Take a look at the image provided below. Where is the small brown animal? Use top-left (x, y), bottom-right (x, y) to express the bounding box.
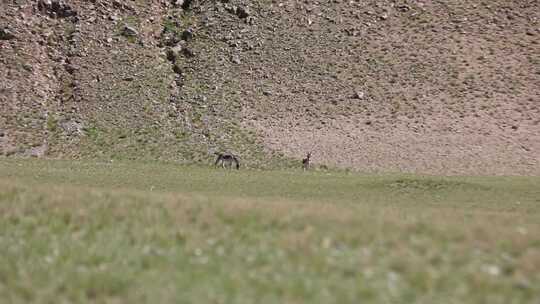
top-left (302, 152), bottom-right (311, 171)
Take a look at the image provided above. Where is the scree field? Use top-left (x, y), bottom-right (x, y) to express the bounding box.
top-left (0, 158), bottom-right (539, 303)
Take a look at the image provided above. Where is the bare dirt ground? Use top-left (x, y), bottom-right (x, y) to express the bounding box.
top-left (252, 117), bottom-right (539, 175)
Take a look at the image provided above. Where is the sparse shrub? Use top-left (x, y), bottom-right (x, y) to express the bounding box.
top-left (46, 116), bottom-right (58, 132)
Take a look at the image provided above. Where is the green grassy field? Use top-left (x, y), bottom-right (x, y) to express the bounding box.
top-left (0, 158), bottom-right (539, 303)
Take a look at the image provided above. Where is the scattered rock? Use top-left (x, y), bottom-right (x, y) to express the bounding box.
top-left (182, 28), bottom-right (194, 41)
top-left (121, 25), bottom-right (139, 37)
top-left (228, 40), bottom-right (240, 48)
top-left (60, 121), bottom-right (83, 135)
top-left (161, 32), bottom-right (181, 47)
top-left (112, 0), bottom-right (134, 11)
top-left (231, 55), bottom-right (241, 64)
top-left (22, 64), bottom-right (33, 72)
top-left (3, 146), bottom-right (18, 157)
top-left (28, 143), bottom-right (48, 158)
top-left (109, 15), bottom-right (121, 22)
top-left (396, 5), bottom-right (411, 12)
top-left (514, 279), bottom-right (532, 290)
top-left (171, 0), bottom-right (184, 7)
top-left (65, 64), bottom-right (79, 74)
top-left (245, 42), bottom-right (255, 50)
top-left (246, 16), bottom-right (256, 25)
top-left (167, 45), bottom-right (185, 62)
top-left (353, 91), bottom-right (365, 99)
top-left (482, 264), bottom-right (501, 277)
top-left (166, 49), bottom-right (177, 62)
top-left (225, 4), bottom-right (251, 19)
top-left (182, 47), bottom-right (195, 58)
top-left (379, 13), bottom-right (388, 20)
top-left (0, 27), bottom-right (16, 40)
top-left (174, 74), bottom-right (184, 87)
top-left (172, 64), bottom-right (182, 74)
top-left (224, 4), bottom-right (236, 14)
top-left (181, 0), bottom-right (193, 10)
top-left (37, 0), bottom-right (77, 19)
top-left (344, 28), bottom-right (359, 37)
top-left (123, 76), bottom-right (135, 81)
top-left (236, 6), bottom-right (250, 19)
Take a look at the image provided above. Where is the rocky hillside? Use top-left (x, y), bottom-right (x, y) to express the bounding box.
top-left (1, 0), bottom-right (539, 175)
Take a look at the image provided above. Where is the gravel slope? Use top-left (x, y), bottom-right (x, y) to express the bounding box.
top-left (1, 0), bottom-right (538, 174)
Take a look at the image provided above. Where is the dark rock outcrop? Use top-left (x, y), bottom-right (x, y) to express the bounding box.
top-left (0, 27), bottom-right (16, 40)
top-left (37, 0), bottom-right (77, 19)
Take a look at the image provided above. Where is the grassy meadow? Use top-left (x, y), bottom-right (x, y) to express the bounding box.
top-left (0, 158), bottom-right (539, 303)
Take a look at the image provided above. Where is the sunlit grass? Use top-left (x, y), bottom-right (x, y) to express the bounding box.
top-left (0, 158), bottom-right (539, 303)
